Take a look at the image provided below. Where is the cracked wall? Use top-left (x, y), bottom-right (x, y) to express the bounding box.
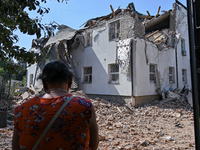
top-left (120, 14), bottom-right (145, 40)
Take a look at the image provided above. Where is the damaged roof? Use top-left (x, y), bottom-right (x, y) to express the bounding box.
top-left (45, 25), bottom-right (77, 47)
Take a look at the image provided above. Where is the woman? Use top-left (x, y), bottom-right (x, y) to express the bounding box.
top-left (12, 61), bottom-right (99, 150)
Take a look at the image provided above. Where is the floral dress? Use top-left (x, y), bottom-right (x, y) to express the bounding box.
top-left (14, 94), bottom-right (92, 150)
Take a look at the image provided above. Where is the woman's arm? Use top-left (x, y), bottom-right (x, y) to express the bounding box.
top-left (12, 128), bottom-right (20, 150)
top-left (89, 106), bottom-right (99, 150)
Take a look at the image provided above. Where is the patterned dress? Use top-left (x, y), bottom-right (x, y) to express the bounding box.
top-left (14, 94), bottom-right (92, 150)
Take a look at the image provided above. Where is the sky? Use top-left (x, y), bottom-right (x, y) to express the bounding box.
top-left (16, 0), bottom-right (187, 51)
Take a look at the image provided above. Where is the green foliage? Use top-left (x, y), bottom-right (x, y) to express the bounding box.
top-left (0, 67), bottom-right (5, 74)
top-left (22, 76), bottom-right (27, 86)
top-left (0, 0), bottom-right (69, 74)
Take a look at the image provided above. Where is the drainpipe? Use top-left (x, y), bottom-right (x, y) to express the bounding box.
top-left (130, 39), bottom-right (135, 106)
top-left (175, 47), bottom-right (179, 89)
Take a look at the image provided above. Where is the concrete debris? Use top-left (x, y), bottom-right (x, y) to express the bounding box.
top-left (1, 90), bottom-right (195, 149)
top-left (156, 85), bottom-right (192, 108)
top-left (145, 29), bottom-right (173, 51)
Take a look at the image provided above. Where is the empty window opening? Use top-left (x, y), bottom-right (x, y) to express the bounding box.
top-left (83, 67), bottom-right (92, 83)
top-left (149, 64), bottom-right (156, 82)
top-left (169, 67), bottom-right (175, 84)
top-left (182, 69), bottom-right (187, 84)
top-left (109, 20), bottom-right (120, 40)
top-left (109, 64), bottom-right (119, 83)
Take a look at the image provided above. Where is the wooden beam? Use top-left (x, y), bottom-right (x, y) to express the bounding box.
top-left (92, 20), bottom-right (96, 26)
top-left (156, 6), bottom-right (161, 17)
top-left (88, 21), bottom-right (92, 28)
top-left (110, 5), bottom-right (115, 18)
top-left (147, 30), bottom-right (159, 38)
top-left (147, 11), bottom-right (151, 16)
top-left (138, 15), bottom-right (154, 19)
top-left (153, 33), bottom-right (163, 41)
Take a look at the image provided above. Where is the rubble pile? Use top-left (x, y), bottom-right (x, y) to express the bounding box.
top-left (0, 90), bottom-right (195, 150)
top-left (92, 97), bottom-right (194, 149)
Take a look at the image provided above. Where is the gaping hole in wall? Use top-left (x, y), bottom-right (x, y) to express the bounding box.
top-left (145, 14), bottom-right (170, 33)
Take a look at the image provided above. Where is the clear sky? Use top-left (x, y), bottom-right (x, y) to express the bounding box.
top-left (16, 0), bottom-right (187, 51)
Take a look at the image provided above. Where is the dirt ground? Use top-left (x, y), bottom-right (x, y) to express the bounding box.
top-left (0, 91), bottom-right (195, 150)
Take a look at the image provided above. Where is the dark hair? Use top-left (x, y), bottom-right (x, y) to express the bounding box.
top-left (38, 61), bottom-right (73, 85)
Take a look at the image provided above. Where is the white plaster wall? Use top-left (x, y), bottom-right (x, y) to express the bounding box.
top-left (175, 5), bottom-right (192, 90)
top-left (134, 38), bottom-right (177, 97)
top-left (27, 63), bottom-right (37, 87)
top-left (71, 22), bottom-right (132, 96)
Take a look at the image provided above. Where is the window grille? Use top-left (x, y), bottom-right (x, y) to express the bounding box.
top-left (182, 69), bottom-right (187, 84)
top-left (149, 64), bottom-right (156, 82)
top-left (109, 64), bottom-right (119, 83)
top-left (169, 67), bottom-right (175, 83)
top-left (109, 20), bottom-right (120, 40)
top-left (83, 67), bottom-right (92, 83)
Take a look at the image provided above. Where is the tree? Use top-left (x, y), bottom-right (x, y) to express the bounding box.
top-left (0, 67), bottom-right (5, 74)
top-left (0, 0), bottom-right (68, 73)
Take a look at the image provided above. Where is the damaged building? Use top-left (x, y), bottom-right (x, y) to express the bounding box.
top-left (27, 2), bottom-right (191, 107)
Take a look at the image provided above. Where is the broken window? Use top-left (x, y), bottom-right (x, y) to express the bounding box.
top-left (83, 67), bottom-right (92, 83)
top-left (169, 67), bottom-right (175, 84)
top-left (182, 69), bottom-right (187, 84)
top-left (109, 20), bottom-right (120, 40)
top-left (85, 32), bottom-right (92, 47)
top-left (109, 64), bottom-right (119, 83)
top-left (181, 38), bottom-right (187, 56)
top-left (29, 74), bottom-right (33, 86)
top-left (149, 64), bottom-right (156, 82)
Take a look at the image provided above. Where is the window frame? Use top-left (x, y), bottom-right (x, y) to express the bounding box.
top-left (149, 64), bottom-right (156, 83)
top-left (109, 20), bottom-right (120, 41)
top-left (108, 64), bottom-right (119, 84)
top-left (83, 67), bottom-right (92, 83)
top-left (181, 38), bottom-right (187, 56)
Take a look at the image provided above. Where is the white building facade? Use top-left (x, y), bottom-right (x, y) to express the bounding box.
top-left (27, 2), bottom-right (191, 107)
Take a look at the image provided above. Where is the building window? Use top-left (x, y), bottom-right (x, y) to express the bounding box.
top-left (149, 64), bottom-right (156, 82)
top-left (181, 38), bottom-right (187, 56)
top-left (85, 32), bottom-right (92, 47)
top-left (109, 64), bottom-right (119, 83)
top-left (29, 74), bottom-right (33, 86)
top-left (169, 67), bottom-right (175, 84)
top-left (83, 67), bottom-right (92, 83)
top-left (109, 20), bottom-right (120, 40)
top-left (182, 69), bottom-right (187, 84)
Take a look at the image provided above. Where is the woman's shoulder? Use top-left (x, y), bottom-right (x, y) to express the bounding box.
top-left (67, 95), bottom-right (92, 108)
top-left (14, 96), bottom-right (39, 112)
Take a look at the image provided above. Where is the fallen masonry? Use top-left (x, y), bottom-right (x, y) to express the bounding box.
top-left (0, 90), bottom-right (195, 150)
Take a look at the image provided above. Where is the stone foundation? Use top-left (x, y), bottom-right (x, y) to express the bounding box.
top-left (134, 95), bottom-right (161, 107)
top-left (86, 94), bottom-right (161, 107)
